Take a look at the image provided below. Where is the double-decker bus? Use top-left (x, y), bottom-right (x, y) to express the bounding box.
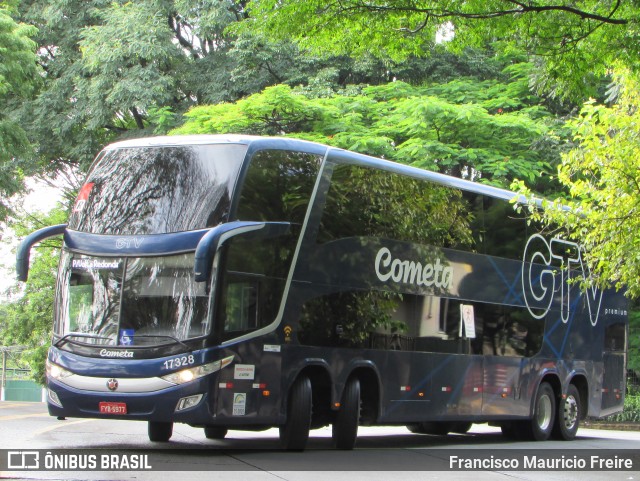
top-left (17, 135), bottom-right (627, 450)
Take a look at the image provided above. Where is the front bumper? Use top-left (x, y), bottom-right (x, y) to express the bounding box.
top-left (46, 376), bottom-right (215, 424)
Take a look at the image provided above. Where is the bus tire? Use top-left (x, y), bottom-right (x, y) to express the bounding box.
top-left (148, 421), bottom-right (173, 442)
top-left (552, 384), bottom-right (580, 440)
top-left (204, 426), bottom-right (228, 439)
top-left (332, 377), bottom-right (361, 450)
top-left (525, 382), bottom-right (556, 441)
top-left (279, 375), bottom-right (312, 451)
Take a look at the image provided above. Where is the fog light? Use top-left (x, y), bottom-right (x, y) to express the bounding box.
top-left (176, 394), bottom-right (203, 412)
top-left (48, 389), bottom-right (63, 407)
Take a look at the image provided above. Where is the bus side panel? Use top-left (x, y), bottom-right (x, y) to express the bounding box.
top-left (482, 356), bottom-right (528, 417)
top-left (599, 352), bottom-right (625, 417)
top-left (212, 339), bottom-right (283, 425)
top-left (427, 354), bottom-right (483, 419)
top-left (375, 352), bottom-right (483, 423)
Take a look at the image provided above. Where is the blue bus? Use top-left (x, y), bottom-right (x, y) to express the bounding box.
top-left (17, 135), bottom-right (627, 450)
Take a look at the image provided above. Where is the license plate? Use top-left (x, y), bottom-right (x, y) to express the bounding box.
top-left (99, 402), bottom-right (127, 414)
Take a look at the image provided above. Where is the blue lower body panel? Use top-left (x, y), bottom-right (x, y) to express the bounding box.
top-left (46, 377), bottom-right (215, 425)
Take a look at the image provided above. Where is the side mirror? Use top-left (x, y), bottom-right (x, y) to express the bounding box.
top-left (194, 221), bottom-right (291, 282)
top-left (16, 224), bottom-right (67, 282)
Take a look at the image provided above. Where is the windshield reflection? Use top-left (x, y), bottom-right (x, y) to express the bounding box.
top-left (68, 144), bottom-right (246, 234)
top-left (55, 251), bottom-right (208, 347)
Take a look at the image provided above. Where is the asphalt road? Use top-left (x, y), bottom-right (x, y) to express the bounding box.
top-left (1, 401), bottom-right (639, 480)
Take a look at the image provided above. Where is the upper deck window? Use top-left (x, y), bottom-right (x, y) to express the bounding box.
top-left (68, 144), bottom-right (247, 235)
top-left (216, 149), bottom-right (323, 341)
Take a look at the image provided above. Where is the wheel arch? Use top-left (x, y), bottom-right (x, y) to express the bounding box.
top-left (341, 363), bottom-right (382, 425)
top-left (568, 374), bottom-right (589, 421)
top-left (284, 360), bottom-right (333, 428)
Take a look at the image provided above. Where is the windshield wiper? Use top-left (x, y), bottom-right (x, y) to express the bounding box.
top-left (54, 333), bottom-right (112, 348)
top-left (130, 334), bottom-right (190, 350)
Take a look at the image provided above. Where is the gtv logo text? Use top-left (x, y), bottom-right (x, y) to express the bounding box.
top-left (522, 234), bottom-right (603, 326)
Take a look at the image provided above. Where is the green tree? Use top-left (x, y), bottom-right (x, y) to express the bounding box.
top-left (2, 206), bottom-right (66, 384)
top-left (0, 1), bottom-right (39, 219)
top-left (514, 67), bottom-right (640, 297)
top-left (14, 1), bottom-right (513, 187)
top-left (244, 0), bottom-right (638, 100)
top-left (173, 70), bottom-right (566, 191)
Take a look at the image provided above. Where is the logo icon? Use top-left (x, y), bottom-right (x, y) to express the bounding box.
top-left (107, 378), bottom-right (119, 391)
top-left (7, 451), bottom-right (39, 469)
top-left (522, 234), bottom-right (603, 325)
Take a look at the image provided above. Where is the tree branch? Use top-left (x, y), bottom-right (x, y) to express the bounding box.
top-left (168, 15), bottom-right (200, 59)
top-left (336, 0), bottom-right (627, 26)
top-left (130, 107), bottom-right (145, 130)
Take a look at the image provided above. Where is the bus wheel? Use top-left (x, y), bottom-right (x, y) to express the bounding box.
top-left (332, 377), bottom-right (361, 450)
top-left (552, 384), bottom-right (580, 440)
top-left (526, 382), bottom-right (556, 441)
top-left (204, 426), bottom-right (228, 439)
top-left (280, 375), bottom-right (312, 451)
top-left (148, 421), bottom-right (173, 442)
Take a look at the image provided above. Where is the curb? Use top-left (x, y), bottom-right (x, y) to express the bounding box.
top-left (583, 422), bottom-right (640, 431)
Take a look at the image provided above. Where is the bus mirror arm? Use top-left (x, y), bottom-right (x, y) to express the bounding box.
top-left (16, 224), bottom-right (67, 282)
top-left (194, 221), bottom-right (291, 282)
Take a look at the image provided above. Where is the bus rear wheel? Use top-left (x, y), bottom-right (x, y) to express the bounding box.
top-left (332, 377), bottom-right (361, 450)
top-left (148, 421), bottom-right (173, 442)
top-left (524, 382), bottom-right (556, 441)
top-left (552, 384), bottom-right (580, 440)
top-left (280, 375), bottom-right (312, 451)
top-left (204, 426), bottom-right (228, 439)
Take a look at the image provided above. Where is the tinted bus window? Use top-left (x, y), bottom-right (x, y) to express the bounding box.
top-left (298, 163), bottom-right (475, 348)
top-left (234, 149), bottom-right (322, 225)
top-left (297, 163), bottom-right (544, 356)
top-left (68, 144), bottom-right (246, 234)
top-left (218, 149), bottom-right (322, 341)
top-left (478, 197), bottom-right (530, 259)
top-left (316, 164), bottom-right (474, 247)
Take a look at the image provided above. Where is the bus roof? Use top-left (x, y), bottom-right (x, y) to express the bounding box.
top-left (103, 134), bottom-right (528, 206)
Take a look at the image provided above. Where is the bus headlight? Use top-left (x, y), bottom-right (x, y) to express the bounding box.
top-left (46, 359), bottom-right (73, 381)
top-left (161, 355), bottom-right (234, 385)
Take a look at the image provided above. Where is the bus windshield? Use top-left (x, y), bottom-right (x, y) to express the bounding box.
top-left (68, 143), bottom-right (247, 235)
top-left (54, 251), bottom-right (208, 347)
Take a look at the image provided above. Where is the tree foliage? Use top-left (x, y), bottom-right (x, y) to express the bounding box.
top-left (174, 67), bottom-right (566, 191)
top-left (243, 0), bottom-right (638, 100)
top-left (2, 206), bottom-right (66, 384)
top-left (515, 68), bottom-right (640, 297)
top-left (12, 0), bottom-right (517, 197)
top-left (0, 1), bottom-right (39, 218)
